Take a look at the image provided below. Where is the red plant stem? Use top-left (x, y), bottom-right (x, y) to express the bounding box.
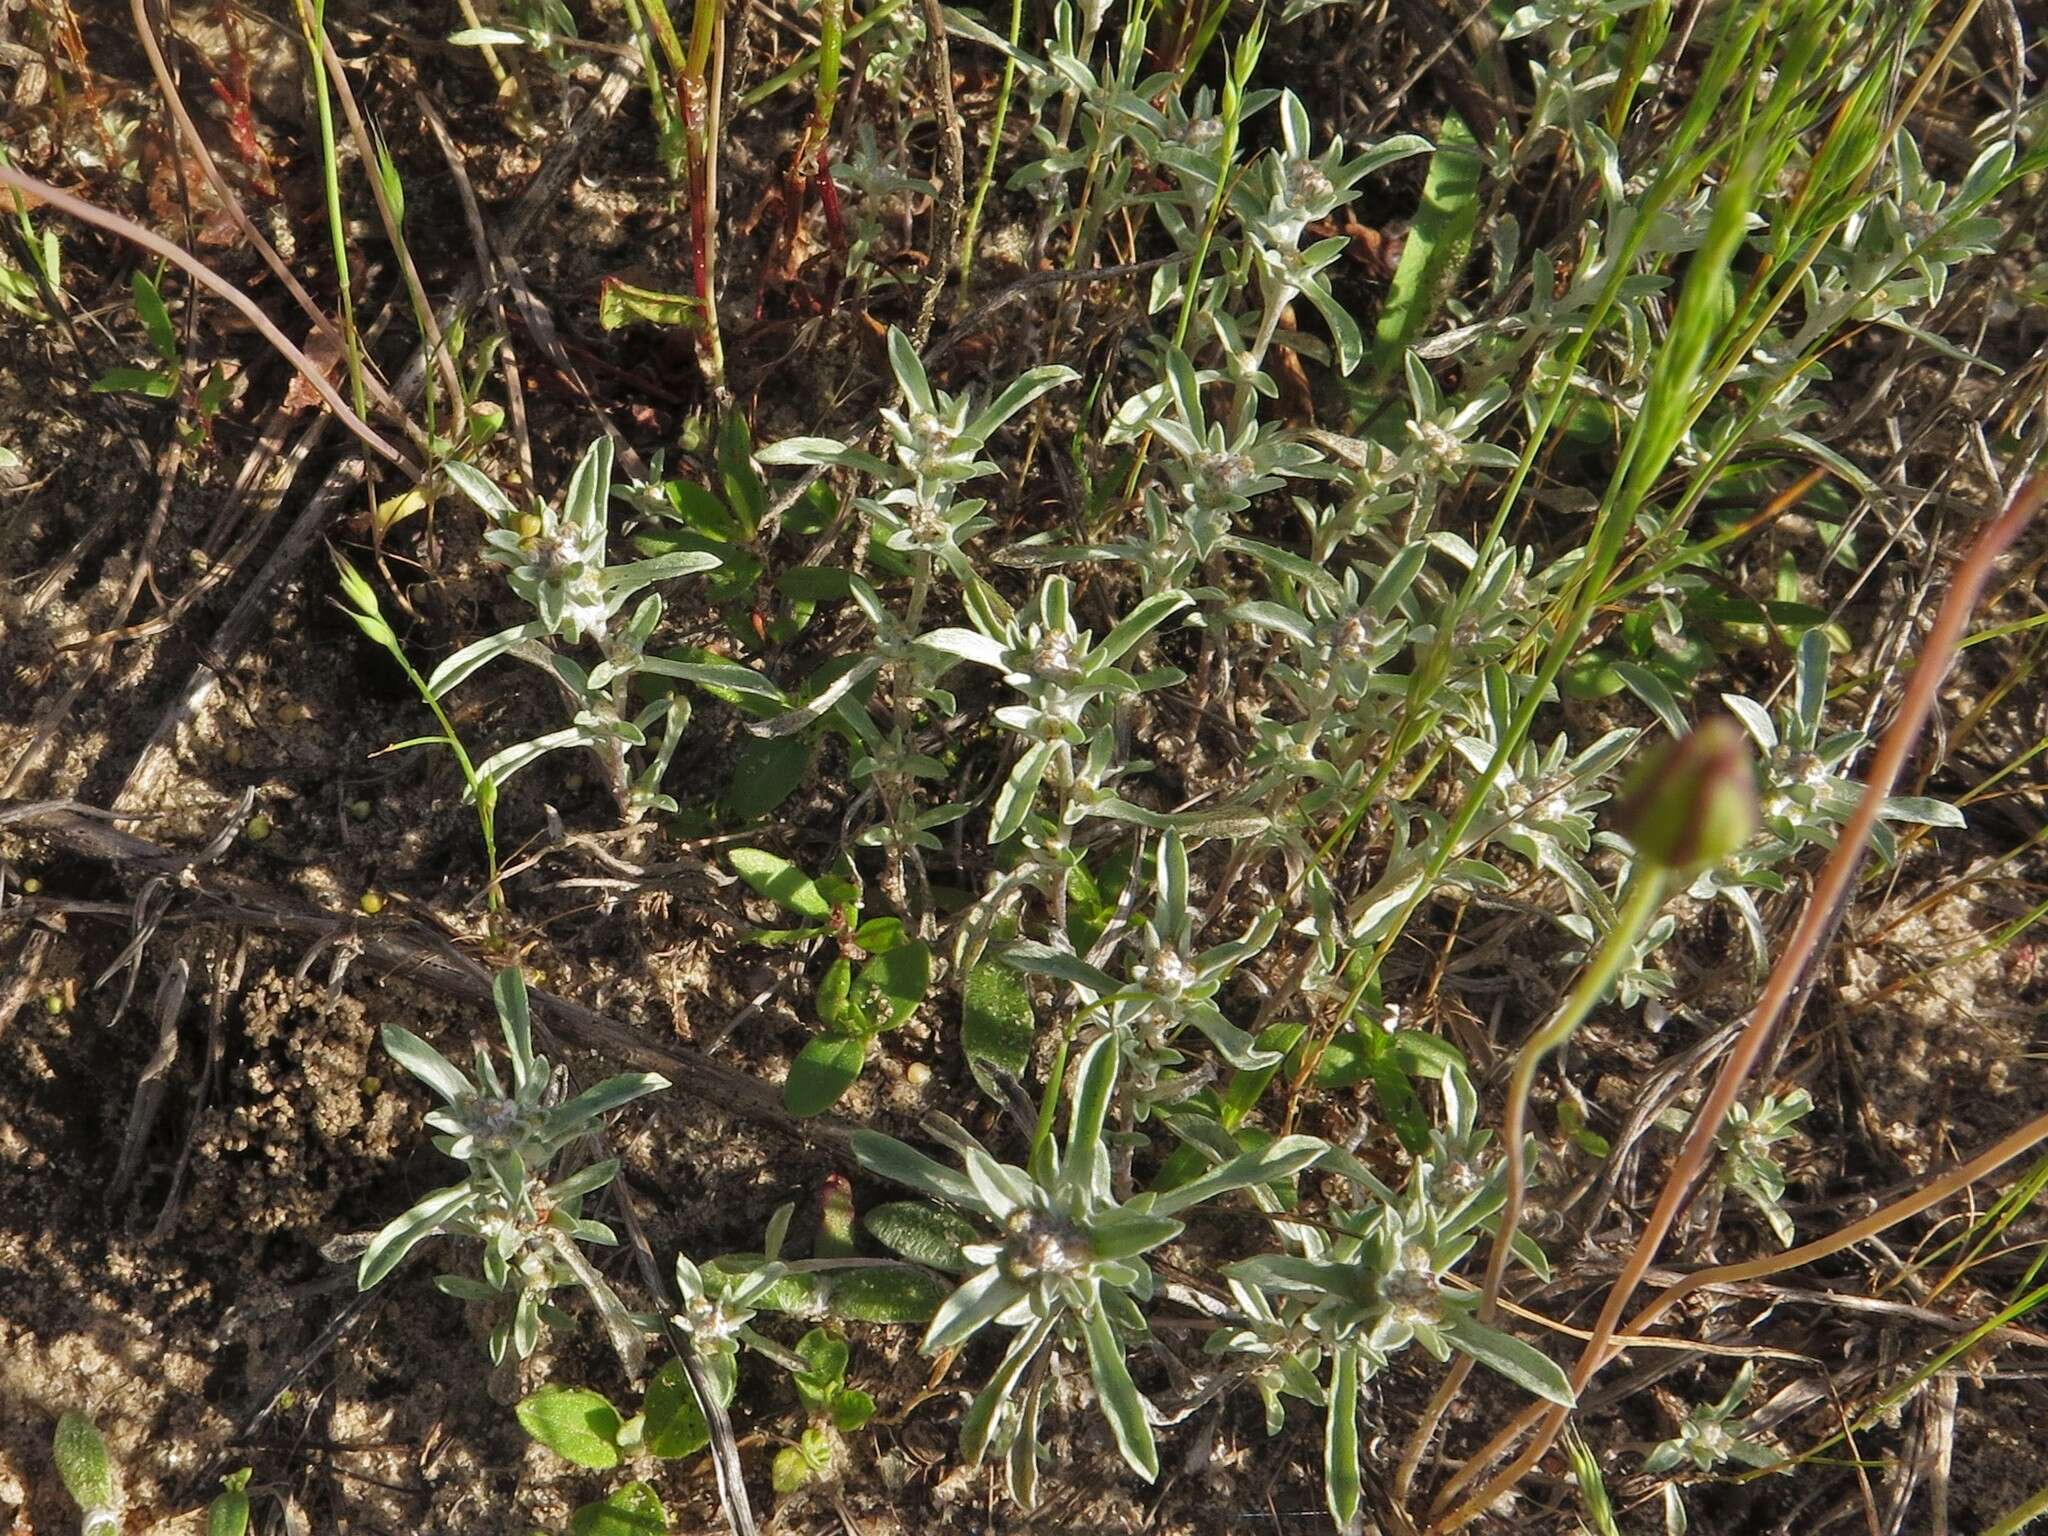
top-left (1427, 472), bottom-right (2046, 1532)
top-left (815, 157), bottom-right (845, 247)
top-left (679, 77), bottom-right (710, 307)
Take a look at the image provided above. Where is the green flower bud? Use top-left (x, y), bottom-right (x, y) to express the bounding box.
top-left (1617, 718), bottom-right (1758, 870)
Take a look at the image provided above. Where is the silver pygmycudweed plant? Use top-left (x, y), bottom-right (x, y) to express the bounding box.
top-left (358, 966), bottom-right (668, 1372)
top-left (1655, 1088), bottom-right (1815, 1249)
top-left (320, 0), bottom-right (2032, 1523)
top-left (758, 326), bottom-right (1074, 588)
top-left (1218, 1067), bottom-right (1573, 1529)
top-left (1643, 1362), bottom-right (1780, 1476)
top-left (435, 439), bottom-right (725, 820)
top-left (1005, 829), bottom-right (1283, 1107)
top-left (854, 1031), bottom-right (1325, 1501)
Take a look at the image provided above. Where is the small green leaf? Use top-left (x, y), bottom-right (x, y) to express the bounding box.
top-left (598, 277), bottom-right (705, 332)
top-left (855, 940), bottom-right (930, 1032)
top-left (815, 956), bottom-right (853, 1029)
top-left (1080, 1299), bottom-right (1157, 1481)
top-left (53, 1412), bottom-right (113, 1512)
top-left (206, 1469), bottom-right (252, 1536)
top-left (718, 411), bottom-right (768, 539)
top-left (132, 268), bottom-right (178, 361)
top-left (1368, 1056), bottom-right (1432, 1155)
top-left (92, 364), bottom-right (176, 397)
top-left (726, 736), bottom-right (811, 820)
top-left (1445, 1316), bottom-right (1576, 1405)
top-left (772, 1445), bottom-right (814, 1494)
top-left (853, 915), bottom-right (907, 953)
top-left (643, 1359), bottom-right (717, 1459)
top-left (1218, 1024), bottom-right (1306, 1130)
top-left (357, 1181), bottom-right (477, 1289)
top-left (568, 1481), bottom-right (668, 1536)
top-left (449, 24), bottom-right (526, 45)
top-left (440, 460), bottom-right (519, 521)
top-left (433, 1274), bottom-right (500, 1301)
top-left (815, 1173), bottom-right (859, 1259)
top-left (1145, 1134), bottom-right (1326, 1217)
top-left (824, 1265), bottom-right (951, 1322)
top-left (786, 1033), bottom-right (866, 1115)
top-left (1324, 1346), bottom-right (1361, 1530)
top-left (924, 1266), bottom-right (1026, 1351)
top-left (541, 1071), bottom-right (671, 1138)
top-left (1372, 115), bottom-right (1481, 373)
top-left (372, 126), bottom-right (405, 225)
top-left (851, 1131), bottom-right (982, 1209)
top-left (863, 1201), bottom-right (981, 1272)
top-left (831, 1388), bottom-right (876, 1432)
top-left (494, 966), bottom-right (533, 1083)
top-left (516, 1386), bottom-right (624, 1469)
top-left (729, 847), bottom-right (833, 918)
top-left (962, 961), bottom-right (1034, 1096)
top-left (1881, 795), bottom-right (1965, 828)
top-left (379, 1025), bottom-right (474, 1104)
top-left (796, 1327), bottom-right (849, 1382)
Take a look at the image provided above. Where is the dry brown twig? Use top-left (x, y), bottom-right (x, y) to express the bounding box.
top-left (127, 0), bottom-right (413, 426)
top-left (0, 163), bottom-right (410, 468)
top-left (7, 800), bottom-right (848, 1152)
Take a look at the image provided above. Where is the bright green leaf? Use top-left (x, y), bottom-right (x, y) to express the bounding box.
top-left (786, 1033), bottom-right (866, 1115)
top-left (516, 1386), bottom-right (624, 1469)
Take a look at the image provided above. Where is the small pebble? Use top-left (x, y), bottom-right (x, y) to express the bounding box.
top-left (244, 814), bottom-right (272, 843)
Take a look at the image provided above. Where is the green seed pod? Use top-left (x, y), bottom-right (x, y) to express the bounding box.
top-left (1616, 718), bottom-right (1759, 871)
top-left (244, 814), bottom-right (272, 844)
top-left (347, 798), bottom-right (373, 822)
top-left (359, 891), bottom-right (385, 916)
